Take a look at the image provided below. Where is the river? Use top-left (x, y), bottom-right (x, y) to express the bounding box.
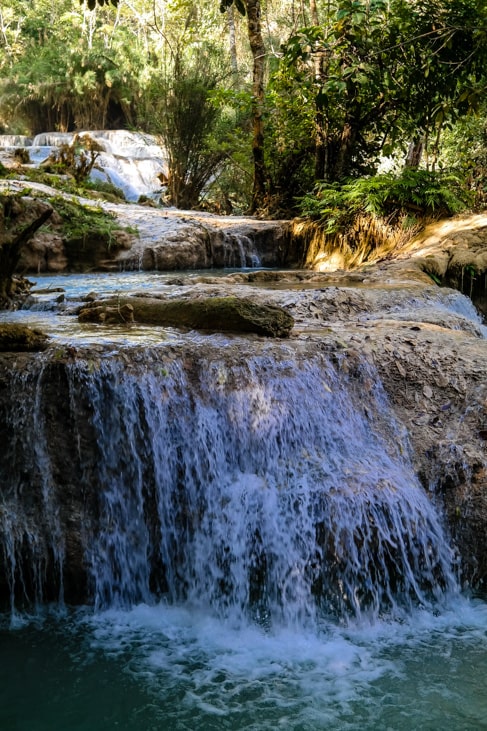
top-left (1, 271), bottom-right (487, 730)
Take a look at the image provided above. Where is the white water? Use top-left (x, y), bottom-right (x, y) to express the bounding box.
top-left (1, 270), bottom-right (486, 727)
top-left (86, 596), bottom-right (487, 729)
top-left (61, 352), bottom-right (456, 622)
top-left (2, 595), bottom-right (487, 729)
top-left (0, 130), bottom-right (167, 201)
top-left (0, 344), bottom-right (458, 621)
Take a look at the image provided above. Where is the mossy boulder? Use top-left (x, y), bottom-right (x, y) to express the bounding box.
top-left (0, 323), bottom-right (49, 351)
top-left (79, 295), bottom-right (294, 337)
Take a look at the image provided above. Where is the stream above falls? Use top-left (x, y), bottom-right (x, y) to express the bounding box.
top-left (1, 269), bottom-right (486, 345)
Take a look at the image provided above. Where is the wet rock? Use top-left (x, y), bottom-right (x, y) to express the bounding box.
top-left (0, 323), bottom-right (49, 351)
top-left (80, 295), bottom-right (294, 337)
top-left (78, 303), bottom-right (134, 324)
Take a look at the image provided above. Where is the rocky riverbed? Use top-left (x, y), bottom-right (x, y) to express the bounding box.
top-left (0, 179), bottom-right (486, 601)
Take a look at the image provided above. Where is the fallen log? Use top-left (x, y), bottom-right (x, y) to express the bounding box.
top-left (78, 295), bottom-right (294, 337)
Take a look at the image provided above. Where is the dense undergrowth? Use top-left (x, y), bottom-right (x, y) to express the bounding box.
top-left (298, 169), bottom-right (472, 233)
top-left (292, 169), bottom-right (474, 268)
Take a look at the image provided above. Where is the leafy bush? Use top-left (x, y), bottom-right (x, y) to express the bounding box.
top-left (299, 169), bottom-right (472, 234)
top-left (46, 135), bottom-right (101, 185)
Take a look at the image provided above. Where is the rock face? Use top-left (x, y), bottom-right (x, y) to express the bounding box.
top-left (0, 205), bottom-right (487, 609)
top-left (0, 181), bottom-right (295, 273)
top-left (17, 203), bottom-right (293, 273)
top-left (0, 314), bottom-right (487, 606)
top-left (0, 324), bottom-right (49, 351)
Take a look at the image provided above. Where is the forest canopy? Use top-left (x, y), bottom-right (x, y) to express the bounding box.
top-left (0, 0), bottom-right (486, 213)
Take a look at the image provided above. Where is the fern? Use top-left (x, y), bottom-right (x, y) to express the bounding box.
top-left (297, 169), bottom-right (472, 232)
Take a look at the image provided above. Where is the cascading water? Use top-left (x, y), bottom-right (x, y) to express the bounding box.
top-left (222, 232), bottom-right (262, 268)
top-left (0, 130), bottom-right (167, 202)
top-left (0, 346), bottom-right (457, 622)
top-left (90, 355), bottom-right (457, 623)
top-left (2, 344), bottom-right (487, 730)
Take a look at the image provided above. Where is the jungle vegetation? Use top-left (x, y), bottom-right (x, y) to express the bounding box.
top-left (0, 0), bottom-right (486, 217)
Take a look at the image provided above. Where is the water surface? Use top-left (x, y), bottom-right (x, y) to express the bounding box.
top-left (2, 598), bottom-right (487, 731)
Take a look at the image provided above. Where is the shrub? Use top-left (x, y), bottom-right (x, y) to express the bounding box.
top-left (298, 169), bottom-right (472, 234)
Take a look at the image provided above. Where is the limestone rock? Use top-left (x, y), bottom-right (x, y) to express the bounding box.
top-left (0, 323), bottom-right (49, 351)
top-left (78, 303), bottom-right (134, 324)
top-left (79, 295), bottom-right (295, 337)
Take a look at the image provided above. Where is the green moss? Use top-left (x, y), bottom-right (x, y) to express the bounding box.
top-left (0, 323), bottom-right (49, 351)
top-left (46, 195), bottom-right (124, 245)
top-left (1, 166), bottom-right (126, 203)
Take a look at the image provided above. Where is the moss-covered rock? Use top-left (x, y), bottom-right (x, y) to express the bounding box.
top-left (0, 323), bottom-right (49, 351)
top-left (79, 295), bottom-right (294, 337)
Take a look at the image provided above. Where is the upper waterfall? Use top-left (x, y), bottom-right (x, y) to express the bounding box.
top-left (0, 130), bottom-right (167, 202)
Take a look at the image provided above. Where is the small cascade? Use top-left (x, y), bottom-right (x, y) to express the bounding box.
top-left (0, 365), bottom-right (66, 611)
top-left (0, 346), bottom-right (458, 623)
top-left (0, 130), bottom-right (167, 202)
top-left (0, 135), bottom-right (33, 147)
top-left (222, 232), bottom-right (261, 268)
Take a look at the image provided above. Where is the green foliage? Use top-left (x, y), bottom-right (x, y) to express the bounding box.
top-left (46, 135), bottom-right (100, 184)
top-left (0, 0), bottom-right (166, 132)
top-left (0, 0), bottom-right (485, 214)
top-left (143, 47), bottom-right (239, 209)
top-left (13, 148), bottom-right (30, 164)
top-left (276, 0), bottom-right (487, 185)
top-left (0, 165), bottom-right (125, 203)
top-left (440, 103), bottom-right (487, 208)
top-left (82, 179), bottom-right (126, 202)
top-left (298, 170), bottom-right (471, 234)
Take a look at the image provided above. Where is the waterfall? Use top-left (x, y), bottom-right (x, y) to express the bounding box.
top-left (0, 131), bottom-right (167, 202)
top-left (222, 232), bottom-right (262, 268)
top-left (0, 346), bottom-right (457, 623)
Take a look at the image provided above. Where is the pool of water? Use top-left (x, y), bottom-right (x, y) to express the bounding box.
top-left (26, 271), bottom-right (209, 300)
top-left (2, 271), bottom-right (485, 345)
top-left (0, 272), bottom-right (228, 346)
top-left (0, 271), bottom-right (283, 345)
top-left (2, 596), bottom-right (487, 731)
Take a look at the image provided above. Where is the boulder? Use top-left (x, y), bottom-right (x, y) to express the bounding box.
top-left (0, 323), bottom-right (49, 351)
top-left (78, 295), bottom-right (294, 337)
top-left (78, 302), bottom-right (134, 324)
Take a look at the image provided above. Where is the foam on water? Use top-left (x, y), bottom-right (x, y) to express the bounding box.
top-left (77, 594), bottom-right (487, 730)
top-left (2, 595), bottom-right (487, 729)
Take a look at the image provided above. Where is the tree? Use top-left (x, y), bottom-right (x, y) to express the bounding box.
top-left (220, 0), bottom-right (269, 212)
top-left (145, 48), bottom-right (230, 209)
top-left (276, 0), bottom-right (487, 184)
top-left (0, 0), bottom-right (148, 132)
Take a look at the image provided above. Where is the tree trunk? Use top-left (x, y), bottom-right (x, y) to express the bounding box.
top-left (310, 0), bottom-right (330, 182)
top-left (245, 0), bottom-right (268, 212)
top-left (405, 139), bottom-right (423, 168)
top-left (0, 206), bottom-right (53, 305)
top-left (227, 5), bottom-right (239, 77)
top-left (322, 122), bottom-right (358, 182)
